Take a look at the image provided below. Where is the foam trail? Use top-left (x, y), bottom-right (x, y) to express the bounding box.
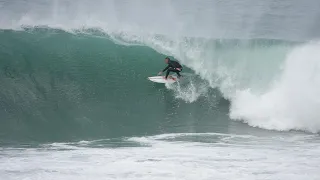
top-left (230, 42), bottom-right (320, 133)
top-left (165, 74), bottom-right (210, 103)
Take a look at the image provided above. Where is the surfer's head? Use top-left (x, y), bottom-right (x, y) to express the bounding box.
top-left (165, 57), bottom-right (170, 64)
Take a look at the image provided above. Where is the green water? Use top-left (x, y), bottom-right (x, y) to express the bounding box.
top-left (0, 29), bottom-right (230, 143)
top-left (1, 1), bottom-right (320, 179)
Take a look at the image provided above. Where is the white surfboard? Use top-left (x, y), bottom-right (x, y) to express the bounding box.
top-left (148, 76), bottom-right (178, 84)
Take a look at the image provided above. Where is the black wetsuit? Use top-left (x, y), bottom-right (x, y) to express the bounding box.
top-left (162, 60), bottom-right (183, 79)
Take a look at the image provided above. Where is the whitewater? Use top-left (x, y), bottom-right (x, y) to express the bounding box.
top-left (2, 0), bottom-right (319, 132)
top-left (1, 0), bottom-right (320, 179)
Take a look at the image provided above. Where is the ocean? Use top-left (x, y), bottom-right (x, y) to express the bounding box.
top-left (1, 0), bottom-right (320, 179)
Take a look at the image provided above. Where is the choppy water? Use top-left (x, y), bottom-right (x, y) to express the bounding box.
top-left (1, 0), bottom-right (320, 179)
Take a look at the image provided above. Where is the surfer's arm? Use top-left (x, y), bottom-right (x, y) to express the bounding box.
top-left (158, 65), bottom-right (169, 75)
top-left (162, 65), bottom-right (169, 72)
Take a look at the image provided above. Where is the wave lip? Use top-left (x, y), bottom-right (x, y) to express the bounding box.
top-left (2, 27), bottom-right (318, 135)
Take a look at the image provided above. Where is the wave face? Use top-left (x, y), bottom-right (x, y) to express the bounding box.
top-left (1, 0), bottom-right (320, 142)
top-left (0, 29), bottom-right (230, 142)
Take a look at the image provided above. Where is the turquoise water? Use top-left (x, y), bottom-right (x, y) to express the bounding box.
top-left (0, 29), bottom-right (230, 142)
top-left (1, 0), bottom-right (320, 179)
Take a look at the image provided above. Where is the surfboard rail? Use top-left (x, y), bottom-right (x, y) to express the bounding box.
top-left (147, 76), bottom-right (178, 83)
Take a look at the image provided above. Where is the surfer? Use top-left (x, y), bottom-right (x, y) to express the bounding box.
top-left (158, 57), bottom-right (183, 80)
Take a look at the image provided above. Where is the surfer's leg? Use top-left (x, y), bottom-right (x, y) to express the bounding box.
top-left (165, 67), bottom-right (180, 79)
top-left (176, 72), bottom-right (181, 77)
top-left (165, 69), bottom-right (171, 79)
top-left (170, 68), bottom-right (181, 77)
